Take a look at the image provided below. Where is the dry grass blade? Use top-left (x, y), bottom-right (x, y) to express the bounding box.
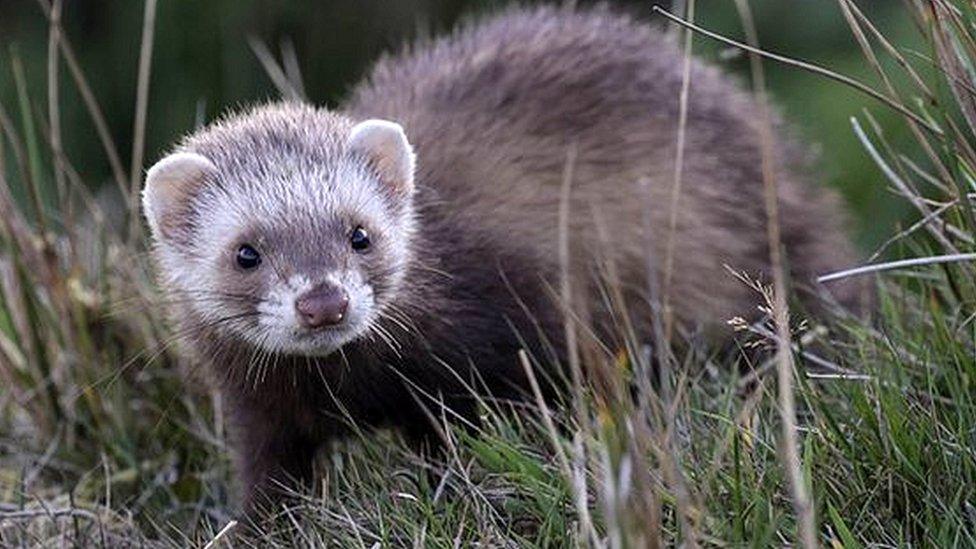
top-left (838, 0), bottom-right (966, 222)
top-left (516, 350), bottom-right (598, 546)
top-left (851, 116), bottom-right (972, 274)
top-left (659, 1), bottom-right (700, 544)
top-left (846, 0), bottom-right (933, 98)
top-left (557, 142), bottom-right (583, 417)
top-left (928, 3), bottom-right (976, 232)
top-left (202, 520), bottom-right (238, 549)
top-left (662, 0), bottom-right (695, 350)
top-left (46, 0), bottom-right (66, 208)
top-left (866, 200), bottom-right (957, 262)
top-left (280, 38), bottom-right (307, 99)
top-left (818, 252), bottom-right (976, 282)
top-left (651, 5), bottom-right (943, 137)
top-left (731, 1), bottom-right (817, 546)
top-left (9, 51), bottom-right (49, 235)
top-left (34, 0), bottom-right (129, 198)
top-left (930, 1), bottom-right (976, 104)
top-left (0, 120), bottom-right (41, 271)
top-left (556, 140), bottom-right (600, 546)
top-left (248, 36), bottom-right (308, 103)
top-left (128, 0), bottom-right (159, 241)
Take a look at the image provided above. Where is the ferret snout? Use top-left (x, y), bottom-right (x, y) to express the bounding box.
top-left (294, 284), bottom-right (349, 329)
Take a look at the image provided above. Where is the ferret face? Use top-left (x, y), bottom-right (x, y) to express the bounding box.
top-left (143, 105), bottom-right (416, 357)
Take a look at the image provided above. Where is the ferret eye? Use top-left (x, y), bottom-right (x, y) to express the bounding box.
top-left (350, 226), bottom-right (371, 252)
top-left (236, 244), bottom-right (262, 269)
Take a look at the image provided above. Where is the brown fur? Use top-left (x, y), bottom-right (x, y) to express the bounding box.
top-left (347, 4), bottom-right (858, 326)
top-left (149, 5), bottom-right (860, 515)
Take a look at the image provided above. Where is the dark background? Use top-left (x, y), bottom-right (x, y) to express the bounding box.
top-left (0, 0), bottom-right (924, 249)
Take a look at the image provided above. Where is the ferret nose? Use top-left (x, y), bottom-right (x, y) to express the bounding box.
top-left (295, 285), bottom-right (349, 329)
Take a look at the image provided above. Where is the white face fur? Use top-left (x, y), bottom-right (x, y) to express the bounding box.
top-left (143, 115), bottom-right (417, 357)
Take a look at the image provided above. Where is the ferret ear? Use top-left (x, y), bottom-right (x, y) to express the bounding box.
top-left (143, 152), bottom-right (217, 242)
top-left (347, 119), bottom-right (416, 195)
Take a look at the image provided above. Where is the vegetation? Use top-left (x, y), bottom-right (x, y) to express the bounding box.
top-left (0, 0), bottom-right (974, 546)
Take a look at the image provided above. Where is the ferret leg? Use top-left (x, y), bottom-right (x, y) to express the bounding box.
top-left (232, 406), bottom-right (318, 518)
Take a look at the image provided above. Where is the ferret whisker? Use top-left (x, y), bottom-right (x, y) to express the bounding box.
top-left (368, 322), bottom-right (405, 359)
top-left (253, 329), bottom-right (278, 387)
top-left (376, 310), bottom-right (415, 337)
top-left (106, 294), bottom-right (263, 318)
top-left (412, 260), bottom-right (454, 280)
top-left (155, 288), bottom-right (262, 301)
top-left (381, 302), bottom-right (421, 331)
top-left (258, 332), bottom-right (275, 385)
top-left (127, 311), bottom-right (262, 384)
top-left (243, 332), bottom-right (263, 388)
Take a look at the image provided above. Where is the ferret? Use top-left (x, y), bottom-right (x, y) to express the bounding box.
top-left (143, 5), bottom-right (858, 514)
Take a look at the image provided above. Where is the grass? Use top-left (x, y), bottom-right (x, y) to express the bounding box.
top-left (1, 0), bottom-right (975, 546)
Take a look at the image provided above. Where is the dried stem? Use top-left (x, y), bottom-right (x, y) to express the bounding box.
top-left (35, 0), bottom-right (129, 198)
top-left (731, 1), bottom-right (817, 546)
top-left (128, 0), bottom-right (159, 242)
top-left (818, 252), bottom-right (976, 283)
top-left (651, 5), bottom-right (942, 136)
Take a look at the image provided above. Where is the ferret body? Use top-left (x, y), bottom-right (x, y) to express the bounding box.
top-left (143, 6), bottom-right (857, 512)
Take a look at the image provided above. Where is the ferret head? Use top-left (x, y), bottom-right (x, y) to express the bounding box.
top-left (143, 103), bottom-right (416, 356)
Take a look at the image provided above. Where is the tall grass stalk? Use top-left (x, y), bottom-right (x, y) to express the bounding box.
top-left (731, 1), bottom-right (817, 546)
top-left (128, 0), bottom-right (158, 242)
